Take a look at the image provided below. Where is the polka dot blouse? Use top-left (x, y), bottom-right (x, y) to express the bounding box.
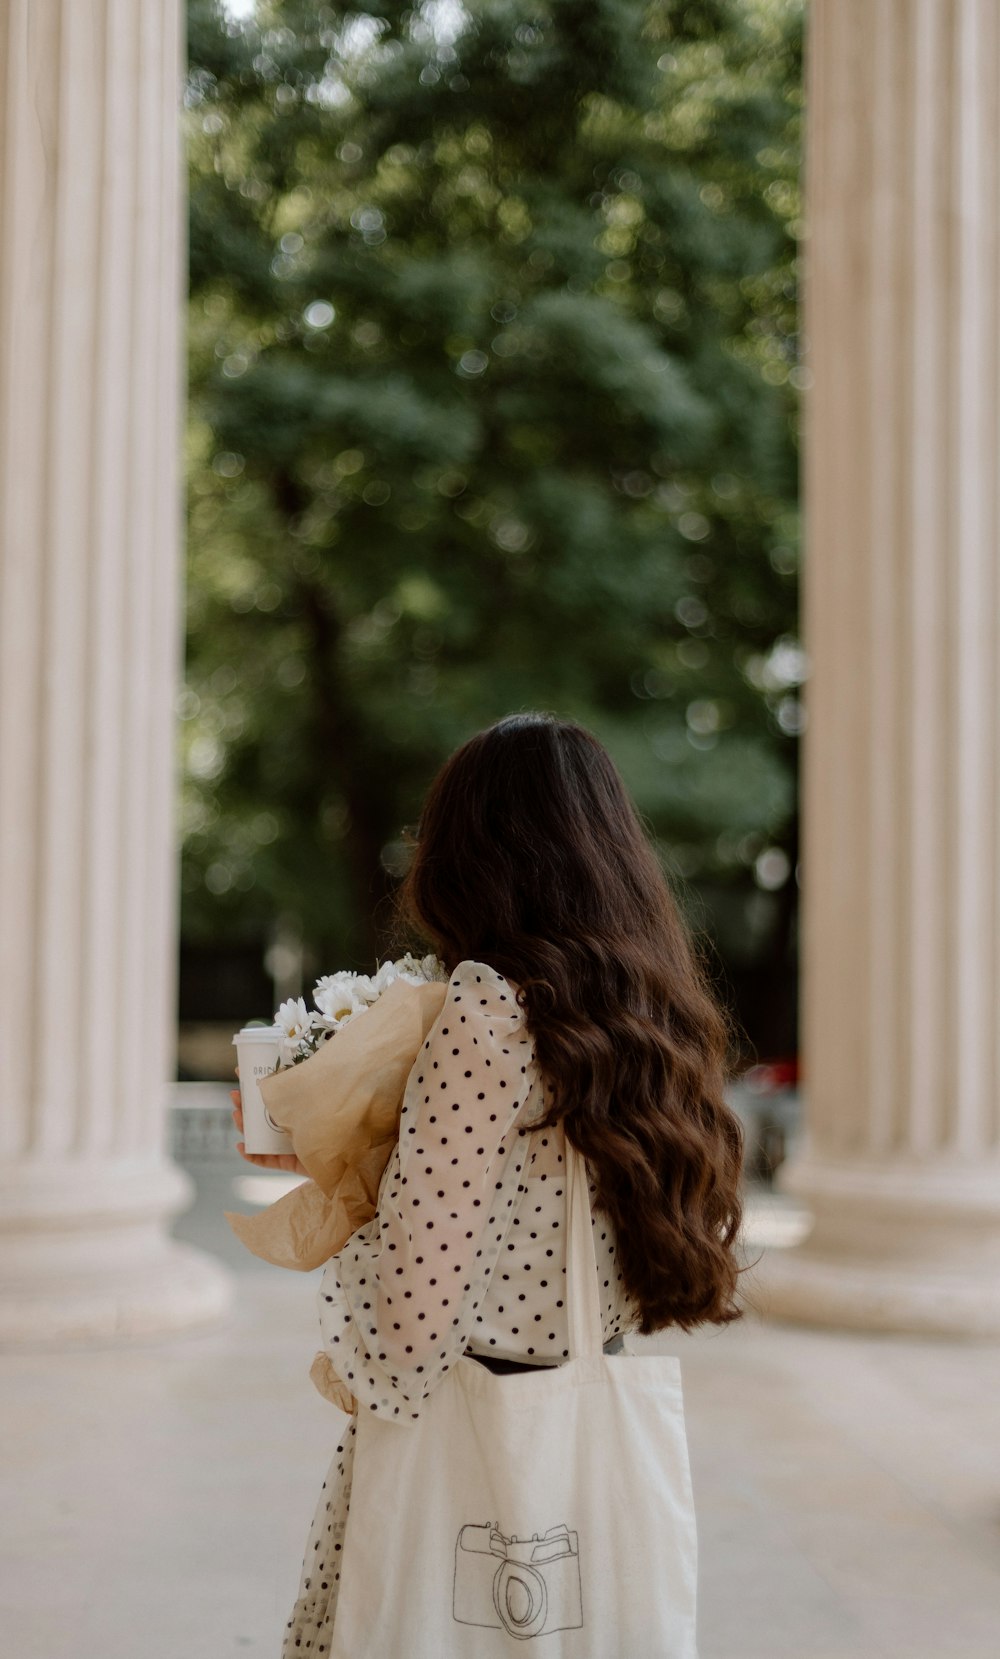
top-left (316, 959), bottom-right (637, 1423)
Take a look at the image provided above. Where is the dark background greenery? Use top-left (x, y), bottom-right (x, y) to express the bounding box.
top-left (181, 0), bottom-right (804, 1066)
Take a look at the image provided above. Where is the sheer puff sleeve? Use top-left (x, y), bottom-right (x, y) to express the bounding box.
top-left (315, 960), bottom-right (539, 1422)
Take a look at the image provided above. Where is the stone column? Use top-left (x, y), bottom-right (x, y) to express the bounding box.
top-left (0, 0), bottom-right (232, 1338)
top-left (756, 0), bottom-right (1000, 1334)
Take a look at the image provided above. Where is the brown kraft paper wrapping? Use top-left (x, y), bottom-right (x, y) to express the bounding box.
top-left (223, 976), bottom-right (448, 1275)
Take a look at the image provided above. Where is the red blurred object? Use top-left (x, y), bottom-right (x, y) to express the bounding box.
top-left (740, 1056), bottom-right (800, 1093)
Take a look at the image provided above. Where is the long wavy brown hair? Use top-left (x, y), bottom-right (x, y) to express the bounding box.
top-left (396, 712), bottom-right (747, 1333)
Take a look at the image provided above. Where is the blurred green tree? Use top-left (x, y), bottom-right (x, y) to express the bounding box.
top-left (183, 0), bottom-right (804, 1049)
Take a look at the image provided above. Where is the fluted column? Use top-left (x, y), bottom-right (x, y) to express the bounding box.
top-left (757, 0), bottom-right (1000, 1333)
top-left (0, 0), bottom-right (232, 1338)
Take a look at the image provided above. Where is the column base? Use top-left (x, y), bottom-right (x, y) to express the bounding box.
top-left (0, 1155), bottom-right (234, 1345)
top-left (750, 1153), bottom-right (1000, 1338)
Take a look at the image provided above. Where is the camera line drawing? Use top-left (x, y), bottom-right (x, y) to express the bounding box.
top-left (453, 1521), bottom-right (584, 1640)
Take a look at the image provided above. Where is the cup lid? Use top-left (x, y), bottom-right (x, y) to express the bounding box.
top-left (233, 1025), bottom-right (282, 1042)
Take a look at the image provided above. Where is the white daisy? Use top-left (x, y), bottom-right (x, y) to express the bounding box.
top-left (368, 959), bottom-right (400, 997)
top-left (275, 996), bottom-right (312, 1043)
top-left (313, 972), bottom-right (368, 1024)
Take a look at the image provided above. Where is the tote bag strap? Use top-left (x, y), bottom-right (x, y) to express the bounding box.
top-left (565, 1137), bottom-right (606, 1359)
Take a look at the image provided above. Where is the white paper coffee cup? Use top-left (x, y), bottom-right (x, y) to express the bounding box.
top-left (232, 1026), bottom-right (294, 1155)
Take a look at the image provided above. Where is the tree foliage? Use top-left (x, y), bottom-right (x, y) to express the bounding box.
top-left (183, 0), bottom-right (804, 1039)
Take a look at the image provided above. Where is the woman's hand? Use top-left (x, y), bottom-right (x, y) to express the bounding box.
top-left (231, 1069), bottom-right (309, 1177)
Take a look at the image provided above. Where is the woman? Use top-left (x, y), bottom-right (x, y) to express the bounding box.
top-left (233, 712), bottom-right (746, 1653)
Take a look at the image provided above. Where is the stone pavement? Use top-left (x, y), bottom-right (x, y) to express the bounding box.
top-left (2, 1152), bottom-right (999, 1658)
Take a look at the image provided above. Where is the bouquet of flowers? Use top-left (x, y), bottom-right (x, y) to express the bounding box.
top-left (272, 952), bottom-right (448, 1069)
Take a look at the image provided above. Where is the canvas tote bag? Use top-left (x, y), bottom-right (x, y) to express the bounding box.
top-left (330, 1141), bottom-right (700, 1658)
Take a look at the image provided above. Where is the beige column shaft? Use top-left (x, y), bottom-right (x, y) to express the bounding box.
top-left (758, 0), bottom-right (1000, 1334)
top-left (0, 0), bottom-right (231, 1338)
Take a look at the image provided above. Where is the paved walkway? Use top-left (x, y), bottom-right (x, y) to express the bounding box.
top-left (2, 1153), bottom-right (999, 1658)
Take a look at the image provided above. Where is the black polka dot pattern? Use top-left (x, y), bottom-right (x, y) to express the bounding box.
top-left (280, 1416), bottom-right (356, 1656)
top-left (283, 960), bottom-right (637, 1650)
